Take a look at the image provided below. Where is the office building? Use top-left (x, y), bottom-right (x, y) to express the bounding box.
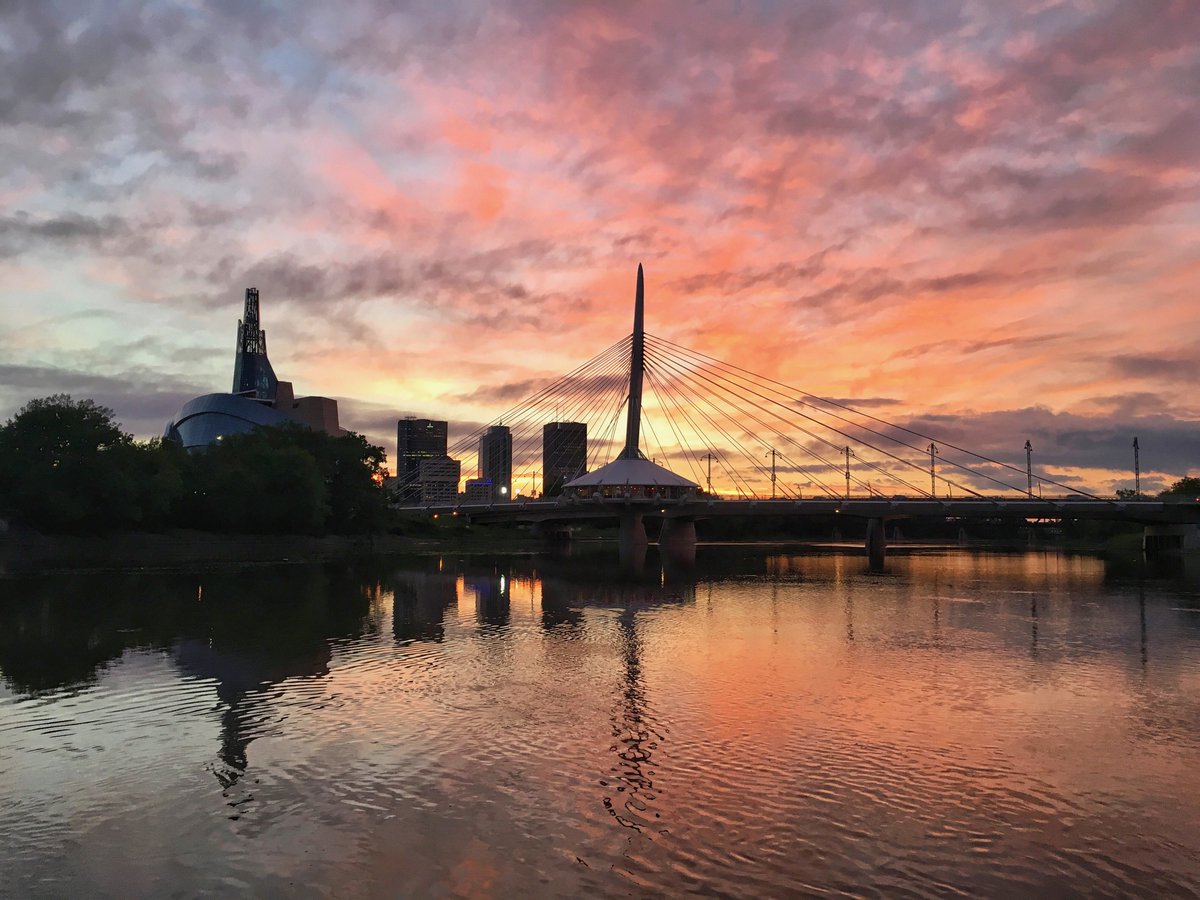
top-left (478, 425), bottom-right (512, 501)
top-left (396, 418), bottom-right (449, 502)
top-left (417, 456), bottom-right (461, 504)
top-left (463, 478), bottom-right (493, 503)
top-left (543, 422), bottom-right (587, 496)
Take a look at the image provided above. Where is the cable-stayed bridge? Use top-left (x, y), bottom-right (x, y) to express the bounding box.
top-left (403, 266), bottom-right (1200, 564)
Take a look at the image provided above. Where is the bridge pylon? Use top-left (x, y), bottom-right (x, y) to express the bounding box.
top-left (562, 266), bottom-right (699, 505)
top-left (620, 263), bottom-right (646, 461)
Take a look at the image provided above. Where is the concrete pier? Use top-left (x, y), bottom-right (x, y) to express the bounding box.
top-left (658, 517), bottom-right (697, 566)
top-left (866, 517), bottom-right (886, 569)
top-left (619, 513), bottom-right (648, 567)
top-left (1144, 524), bottom-right (1200, 558)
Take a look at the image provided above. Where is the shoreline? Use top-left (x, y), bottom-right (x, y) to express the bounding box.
top-left (0, 529), bottom-right (446, 577)
top-left (0, 527), bottom-right (1147, 577)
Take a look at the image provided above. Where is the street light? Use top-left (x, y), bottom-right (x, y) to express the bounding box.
top-left (1024, 440), bottom-right (1033, 498)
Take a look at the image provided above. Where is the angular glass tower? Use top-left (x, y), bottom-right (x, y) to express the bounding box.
top-left (231, 287), bottom-right (279, 401)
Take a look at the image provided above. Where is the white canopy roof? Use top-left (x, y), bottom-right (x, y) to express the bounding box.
top-left (565, 457), bottom-right (699, 488)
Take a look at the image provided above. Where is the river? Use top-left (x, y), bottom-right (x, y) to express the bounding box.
top-left (2, 546), bottom-right (1199, 897)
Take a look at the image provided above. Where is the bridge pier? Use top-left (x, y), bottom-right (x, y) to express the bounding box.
top-left (619, 513), bottom-right (648, 567)
top-left (658, 517), bottom-right (697, 566)
top-left (1144, 524), bottom-right (1200, 558)
top-left (866, 517), bottom-right (886, 569)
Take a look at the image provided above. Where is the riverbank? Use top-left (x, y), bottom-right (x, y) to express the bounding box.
top-left (0, 524), bottom-right (1167, 577)
top-left (0, 529), bottom-right (417, 576)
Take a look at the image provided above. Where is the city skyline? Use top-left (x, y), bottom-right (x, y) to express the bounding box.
top-left (1, 1), bottom-right (1198, 493)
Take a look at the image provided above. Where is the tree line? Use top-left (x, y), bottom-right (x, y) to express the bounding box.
top-left (0, 395), bottom-right (388, 534)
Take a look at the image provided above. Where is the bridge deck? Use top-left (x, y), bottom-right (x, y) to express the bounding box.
top-left (400, 496), bottom-right (1200, 526)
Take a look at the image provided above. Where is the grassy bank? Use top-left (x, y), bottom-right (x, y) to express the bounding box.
top-left (0, 529), bottom-right (419, 576)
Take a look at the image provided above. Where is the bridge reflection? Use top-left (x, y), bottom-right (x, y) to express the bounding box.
top-left (2, 548), bottom-right (1198, 821)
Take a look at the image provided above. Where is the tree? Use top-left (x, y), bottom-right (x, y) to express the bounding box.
top-left (1161, 476), bottom-right (1200, 499)
top-left (0, 395), bottom-right (180, 532)
top-left (175, 423), bottom-right (387, 534)
top-left (0, 396), bottom-right (389, 535)
top-left (179, 437), bottom-right (327, 533)
top-left (233, 424), bottom-right (388, 532)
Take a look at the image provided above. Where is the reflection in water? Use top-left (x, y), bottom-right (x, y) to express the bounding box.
top-left (604, 608), bottom-right (664, 835)
top-left (467, 573), bottom-right (511, 627)
top-left (3, 548), bottom-right (1200, 896)
top-left (389, 566), bottom-right (458, 643)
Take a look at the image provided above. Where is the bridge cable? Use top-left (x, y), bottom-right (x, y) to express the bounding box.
top-left (651, 336), bottom-right (1006, 499)
top-left (592, 390), bottom-right (628, 469)
top-left (467, 352), bottom-right (627, 484)
top-left (506, 368), bottom-right (626, 487)
top-left (646, 354), bottom-right (808, 498)
top-left (643, 368), bottom-right (712, 488)
top-left (448, 335), bottom-right (631, 458)
top-left (646, 356), bottom-right (780, 497)
top-left (504, 352), bottom-right (632, 483)
top-left (648, 333), bottom-right (1030, 497)
top-left (450, 338), bottom-right (631, 475)
top-left (652, 360), bottom-right (830, 501)
top-left (648, 336), bottom-right (1000, 500)
top-left (526, 359), bottom-right (631, 476)
top-left (450, 348), bottom-right (629, 477)
top-left (647, 366), bottom-right (752, 497)
top-left (645, 359), bottom-right (798, 498)
top-left (648, 354), bottom-right (814, 499)
top-left (649, 334), bottom-right (1107, 502)
top-left (648, 349), bottom-right (880, 498)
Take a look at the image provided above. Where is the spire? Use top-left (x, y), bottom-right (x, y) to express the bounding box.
top-left (232, 287), bottom-right (279, 400)
top-left (619, 264), bottom-right (645, 460)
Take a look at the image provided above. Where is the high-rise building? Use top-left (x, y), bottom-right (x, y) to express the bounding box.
top-left (417, 456), bottom-right (460, 503)
top-left (396, 418), bottom-right (449, 502)
top-left (543, 422), bottom-right (587, 496)
top-left (478, 425), bottom-right (512, 501)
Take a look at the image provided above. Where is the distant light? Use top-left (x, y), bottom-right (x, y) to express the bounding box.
top-left (500, 486), bottom-right (508, 495)
top-left (432, 513), bottom-right (439, 519)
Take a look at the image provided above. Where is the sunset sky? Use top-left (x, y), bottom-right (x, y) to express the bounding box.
top-left (1, 0), bottom-right (1197, 494)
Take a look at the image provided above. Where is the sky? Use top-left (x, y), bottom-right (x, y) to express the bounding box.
top-left (1, 0), bottom-right (1197, 496)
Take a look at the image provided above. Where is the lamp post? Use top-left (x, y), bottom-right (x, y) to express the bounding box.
top-left (928, 442), bottom-right (938, 498)
top-left (1133, 437), bottom-right (1140, 496)
top-left (1024, 440), bottom-right (1034, 498)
